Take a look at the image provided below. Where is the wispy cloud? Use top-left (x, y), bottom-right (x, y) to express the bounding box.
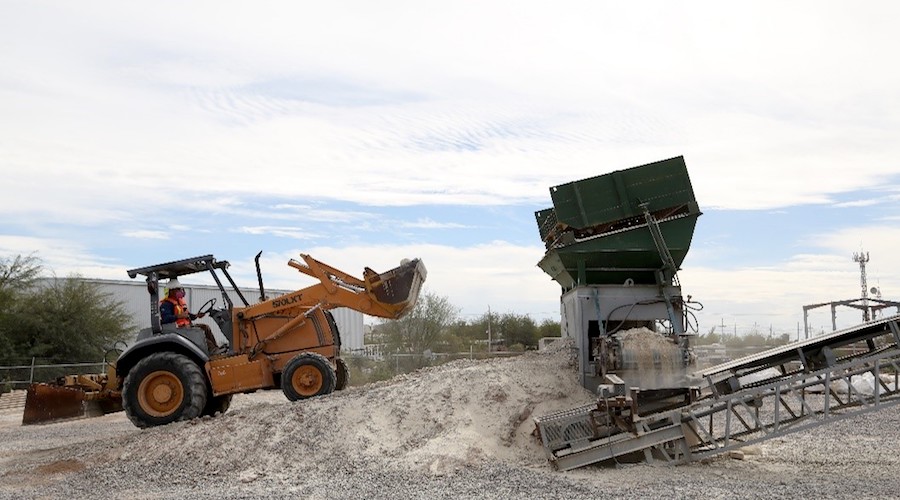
top-left (834, 199), bottom-right (882, 208)
top-left (270, 204), bottom-right (378, 223)
top-left (235, 226), bottom-right (320, 240)
top-left (399, 218), bottom-right (470, 230)
top-left (122, 230), bottom-right (170, 240)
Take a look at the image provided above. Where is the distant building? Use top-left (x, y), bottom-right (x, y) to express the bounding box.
top-left (77, 279), bottom-right (365, 352)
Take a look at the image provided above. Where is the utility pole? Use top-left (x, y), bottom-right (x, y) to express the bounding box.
top-left (487, 305), bottom-right (492, 354)
top-left (853, 251), bottom-right (870, 322)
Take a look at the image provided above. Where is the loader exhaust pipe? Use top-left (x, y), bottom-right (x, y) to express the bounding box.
top-left (255, 250), bottom-right (267, 303)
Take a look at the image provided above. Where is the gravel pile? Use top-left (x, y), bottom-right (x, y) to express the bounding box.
top-left (1, 341), bottom-right (899, 499)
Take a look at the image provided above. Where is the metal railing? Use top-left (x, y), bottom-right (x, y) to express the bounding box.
top-left (0, 359), bottom-right (107, 390)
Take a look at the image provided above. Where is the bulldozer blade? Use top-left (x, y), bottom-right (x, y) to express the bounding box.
top-left (367, 258), bottom-right (427, 317)
top-left (22, 383), bottom-right (86, 425)
top-left (84, 396), bottom-right (123, 418)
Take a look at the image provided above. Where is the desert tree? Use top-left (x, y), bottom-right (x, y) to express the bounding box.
top-left (0, 254), bottom-right (133, 364)
top-left (379, 290), bottom-right (459, 356)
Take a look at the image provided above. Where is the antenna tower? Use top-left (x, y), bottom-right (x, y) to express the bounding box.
top-left (853, 251), bottom-right (870, 321)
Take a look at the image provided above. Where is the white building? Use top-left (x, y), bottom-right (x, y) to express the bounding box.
top-left (82, 279), bottom-right (365, 353)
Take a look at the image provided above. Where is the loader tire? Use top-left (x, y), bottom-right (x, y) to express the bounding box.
top-left (335, 358), bottom-right (350, 391)
top-left (202, 394), bottom-right (232, 417)
top-left (123, 352), bottom-right (208, 428)
top-left (282, 352), bottom-right (336, 401)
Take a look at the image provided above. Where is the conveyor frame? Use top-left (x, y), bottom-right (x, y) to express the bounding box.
top-left (536, 316), bottom-right (900, 471)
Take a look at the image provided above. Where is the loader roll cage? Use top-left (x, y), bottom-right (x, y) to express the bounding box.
top-left (127, 254), bottom-right (249, 335)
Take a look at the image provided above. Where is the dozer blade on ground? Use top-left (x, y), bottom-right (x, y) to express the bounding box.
top-left (23, 371), bottom-right (123, 425)
top-left (23, 383), bottom-right (87, 425)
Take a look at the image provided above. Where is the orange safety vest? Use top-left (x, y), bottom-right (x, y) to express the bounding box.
top-left (161, 297), bottom-right (191, 327)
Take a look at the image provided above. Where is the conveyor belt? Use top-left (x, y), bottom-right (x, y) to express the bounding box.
top-left (697, 315), bottom-right (900, 394)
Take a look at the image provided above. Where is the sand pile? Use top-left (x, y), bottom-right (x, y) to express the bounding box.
top-left (52, 340), bottom-right (594, 483)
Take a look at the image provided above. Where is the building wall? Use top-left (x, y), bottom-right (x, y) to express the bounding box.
top-left (81, 279), bottom-right (365, 352)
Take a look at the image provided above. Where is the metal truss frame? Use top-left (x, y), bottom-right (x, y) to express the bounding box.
top-left (538, 318), bottom-right (900, 472)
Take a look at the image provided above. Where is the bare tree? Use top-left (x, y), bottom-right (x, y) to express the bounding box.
top-left (0, 253), bottom-right (42, 296)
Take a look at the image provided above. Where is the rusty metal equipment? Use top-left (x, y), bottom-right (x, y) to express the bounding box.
top-left (22, 364), bottom-right (122, 425)
top-left (23, 384), bottom-right (86, 424)
top-left (24, 252), bottom-right (426, 427)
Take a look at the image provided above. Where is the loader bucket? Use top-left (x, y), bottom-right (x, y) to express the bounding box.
top-left (364, 258), bottom-right (428, 318)
top-left (22, 383), bottom-right (86, 425)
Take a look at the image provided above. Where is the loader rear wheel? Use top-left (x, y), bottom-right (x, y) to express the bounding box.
top-left (335, 358), bottom-right (350, 391)
top-left (123, 352), bottom-right (207, 428)
top-left (282, 353), bottom-right (336, 401)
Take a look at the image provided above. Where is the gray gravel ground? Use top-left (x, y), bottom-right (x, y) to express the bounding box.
top-left (1, 348), bottom-right (899, 499)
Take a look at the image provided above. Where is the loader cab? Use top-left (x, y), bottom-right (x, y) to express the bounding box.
top-left (126, 254), bottom-right (251, 357)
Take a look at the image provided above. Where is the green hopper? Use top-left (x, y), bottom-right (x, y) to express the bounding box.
top-left (535, 156), bottom-right (701, 288)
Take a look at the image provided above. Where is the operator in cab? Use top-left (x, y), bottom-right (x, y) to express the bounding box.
top-left (160, 278), bottom-right (221, 354)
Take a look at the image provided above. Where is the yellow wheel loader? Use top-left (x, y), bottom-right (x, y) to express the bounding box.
top-left (23, 253), bottom-right (426, 428)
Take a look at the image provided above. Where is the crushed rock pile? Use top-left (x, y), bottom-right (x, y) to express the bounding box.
top-left (2, 339), bottom-right (597, 497)
top-left (166, 340), bottom-right (595, 477)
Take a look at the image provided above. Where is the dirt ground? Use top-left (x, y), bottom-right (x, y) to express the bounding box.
top-left (1, 343), bottom-right (899, 499)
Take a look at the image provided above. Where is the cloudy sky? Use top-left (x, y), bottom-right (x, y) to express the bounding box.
top-left (2, 1), bottom-right (900, 336)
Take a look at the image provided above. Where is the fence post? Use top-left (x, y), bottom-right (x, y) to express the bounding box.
top-left (29, 357), bottom-right (35, 384)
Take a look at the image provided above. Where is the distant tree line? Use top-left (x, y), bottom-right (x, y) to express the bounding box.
top-left (347, 290), bottom-right (561, 384)
top-left (0, 254), bottom-right (134, 367)
top-left (695, 326), bottom-right (792, 348)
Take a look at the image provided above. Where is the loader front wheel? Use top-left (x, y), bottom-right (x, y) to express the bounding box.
top-left (282, 353), bottom-right (336, 401)
top-left (123, 352), bottom-right (208, 428)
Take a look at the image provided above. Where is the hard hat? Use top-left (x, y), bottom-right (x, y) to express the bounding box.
top-left (167, 278), bottom-right (183, 289)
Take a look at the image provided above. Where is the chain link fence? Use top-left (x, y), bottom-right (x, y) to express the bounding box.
top-left (0, 359), bottom-right (108, 392)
